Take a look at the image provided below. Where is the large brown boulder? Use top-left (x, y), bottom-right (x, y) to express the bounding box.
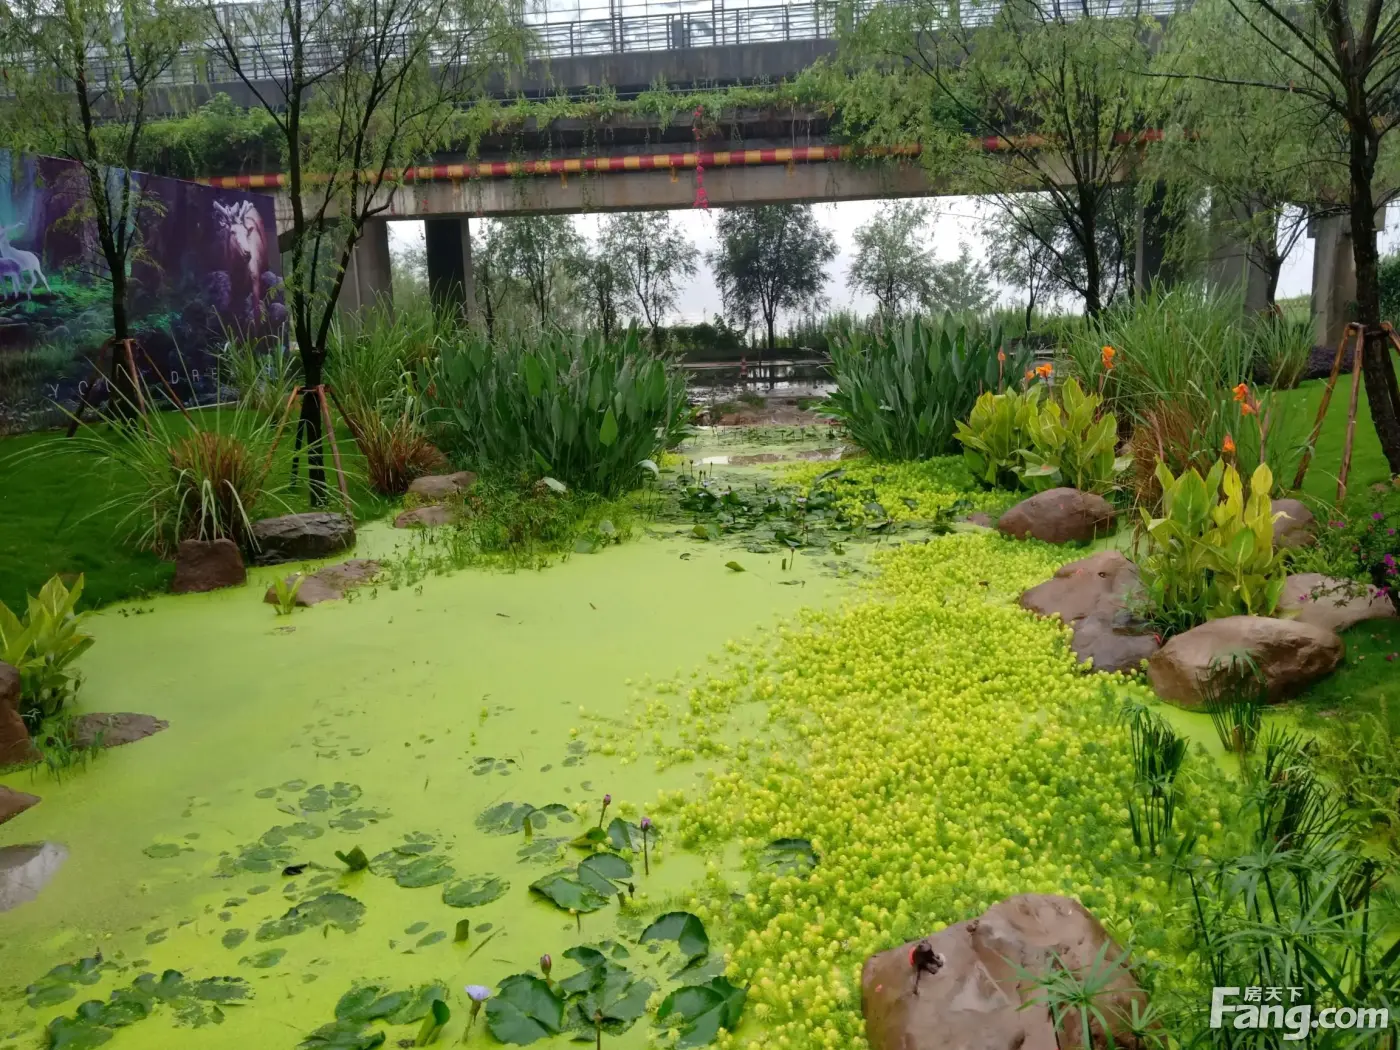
top-left (0, 663), bottom-right (37, 768)
top-left (171, 538), bottom-right (246, 593)
top-left (998, 488), bottom-right (1117, 544)
top-left (1020, 552), bottom-right (1160, 673)
top-left (1147, 615), bottom-right (1344, 707)
top-left (250, 512), bottom-right (355, 565)
top-left (264, 559), bottom-right (381, 607)
top-left (1279, 573), bottom-right (1398, 634)
top-left (1271, 499), bottom-right (1316, 549)
top-left (394, 505), bottom-right (456, 529)
top-left (0, 786), bottom-right (40, 826)
top-left (862, 895), bottom-right (1151, 1050)
top-left (407, 471), bottom-right (476, 500)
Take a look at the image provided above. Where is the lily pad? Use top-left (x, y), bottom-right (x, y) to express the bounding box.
top-left (298, 1020), bottom-right (386, 1049)
top-left (605, 818), bottom-right (648, 851)
top-left (639, 911), bottom-right (708, 963)
top-left (256, 893), bottom-right (365, 941)
top-left (528, 871), bottom-right (609, 913)
top-left (442, 876), bottom-right (509, 908)
top-left (760, 837), bottom-right (819, 876)
top-left (484, 974), bottom-right (563, 1045)
top-left (576, 853), bottom-right (632, 896)
top-left (392, 855), bottom-right (454, 889)
top-left (654, 976), bottom-right (746, 1048)
top-left (142, 843), bottom-right (181, 859)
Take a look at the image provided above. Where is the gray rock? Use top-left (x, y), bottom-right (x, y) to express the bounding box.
top-left (1148, 615), bottom-right (1344, 707)
top-left (70, 713), bottom-right (169, 750)
top-left (1279, 573), bottom-right (1398, 634)
top-left (0, 786), bottom-right (40, 827)
top-left (1021, 551), bottom-right (1160, 673)
top-left (0, 842), bottom-right (67, 912)
top-left (251, 512), bottom-right (355, 565)
top-left (1272, 499), bottom-right (1316, 549)
top-left (998, 488), bottom-right (1117, 544)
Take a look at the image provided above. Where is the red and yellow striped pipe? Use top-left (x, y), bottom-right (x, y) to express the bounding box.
top-left (194, 131), bottom-right (1166, 189)
top-left (195, 143), bottom-right (919, 189)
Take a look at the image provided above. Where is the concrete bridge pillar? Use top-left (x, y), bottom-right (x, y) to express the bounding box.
top-left (340, 218), bottom-right (394, 318)
top-left (425, 217), bottom-right (474, 319)
top-left (1207, 200), bottom-right (1271, 315)
top-left (1134, 181), bottom-right (1177, 296)
top-left (1309, 212), bottom-right (1357, 348)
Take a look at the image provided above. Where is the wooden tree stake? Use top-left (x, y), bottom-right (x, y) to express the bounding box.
top-left (1337, 324), bottom-right (1367, 503)
top-left (1293, 322), bottom-right (1358, 490)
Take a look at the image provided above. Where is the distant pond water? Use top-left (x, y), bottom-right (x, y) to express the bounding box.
top-left (682, 356), bottom-right (834, 403)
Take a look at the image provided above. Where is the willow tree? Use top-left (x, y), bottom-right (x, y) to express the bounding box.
top-left (0, 0), bottom-right (201, 367)
top-left (1154, 0), bottom-right (1400, 472)
top-left (825, 0), bottom-right (1157, 315)
top-left (1148, 0), bottom-right (1335, 313)
top-left (204, 0), bottom-right (525, 499)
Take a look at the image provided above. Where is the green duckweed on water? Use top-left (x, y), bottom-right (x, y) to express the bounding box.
top-left (2, 450), bottom-right (1246, 1050)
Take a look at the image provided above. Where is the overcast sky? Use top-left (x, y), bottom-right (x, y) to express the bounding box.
top-left (387, 198), bottom-right (1400, 326)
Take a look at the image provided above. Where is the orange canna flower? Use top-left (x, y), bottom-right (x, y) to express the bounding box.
top-left (1025, 368), bottom-right (1036, 382)
top-left (1036, 363), bottom-right (1053, 379)
top-left (1101, 345), bottom-right (1116, 370)
top-left (1223, 433), bottom-right (1237, 454)
top-left (997, 349), bottom-right (1006, 363)
top-left (1232, 382), bottom-right (1249, 403)
top-left (1241, 402), bottom-right (1257, 416)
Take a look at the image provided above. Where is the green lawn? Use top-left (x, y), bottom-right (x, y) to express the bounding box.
top-left (1282, 376), bottom-right (1394, 504)
top-left (0, 414), bottom-right (393, 612)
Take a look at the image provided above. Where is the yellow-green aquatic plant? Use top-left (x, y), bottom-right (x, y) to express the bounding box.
top-left (270, 574), bottom-right (304, 616)
top-left (954, 384), bottom-right (1044, 488)
top-left (1137, 459), bottom-right (1286, 635)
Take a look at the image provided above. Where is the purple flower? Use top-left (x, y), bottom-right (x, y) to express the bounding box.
top-left (1374, 512), bottom-right (1386, 520)
top-left (640, 817), bottom-right (652, 831)
top-left (465, 985), bottom-right (490, 1002)
top-left (603, 794), bottom-right (611, 805)
top-left (540, 954), bottom-right (553, 978)
top-left (1331, 520), bottom-right (1346, 529)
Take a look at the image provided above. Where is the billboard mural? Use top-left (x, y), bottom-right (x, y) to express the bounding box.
top-left (0, 151), bottom-right (285, 432)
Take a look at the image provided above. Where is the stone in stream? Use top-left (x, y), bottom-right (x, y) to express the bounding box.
top-left (0, 842), bottom-right (68, 912)
top-left (1147, 615), bottom-right (1344, 707)
top-left (171, 538), bottom-right (247, 593)
top-left (70, 713), bottom-right (169, 750)
top-left (250, 512), bottom-right (355, 565)
top-left (0, 661), bottom-right (38, 767)
top-left (0, 786), bottom-right (40, 827)
top-left (1020, 551), bottom-right (1160, 673)
top-left (1279, 573), bottom-right (1398, 634)
top-left (407, 471), bottom-right (477, 500)
top-left (394, 505), bottom-right (457, 528)
top-left (861, 894), bottom-right (1152, 1050)
top-left (264, 559), bottom-right (382, 607)
top-left (997, 488), bottom-right (1117, 544)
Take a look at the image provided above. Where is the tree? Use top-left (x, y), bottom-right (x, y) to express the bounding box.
top-left (600, 212), bottom-right (696, 341)
top-left (1160, 0), bottom-right (1400, 472)
top-left (575, 243), bottom-right (625, 339)
top-left (489, 215), bottom-right (583, 328)
top-left (924, 243), bottom-right (996, 316)
top-left (708, 205), bottom-right (836, 354)
top-left (0, 0), bottom-right (201, 398)
top-left (830, 0), bottom-right (1156, 315)
top-left (204, 0), bottom-right (523, 499)
top-left (986, 199), bottom-right (1062, 329)
top-left (847, 201), bottom-right (936, 316)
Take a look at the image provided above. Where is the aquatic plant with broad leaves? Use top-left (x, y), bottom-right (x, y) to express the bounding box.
top-left (827, 313), bottom-right (1032, 460)
top-left (426, 327), bottom-right (690, 496)
top-left (0, 573), bottom-right (94, 728)
top-left (1136, 459), bottom-right (1286, 637)
top-left (955, 383), bottom-right (1045, 489)
top-left (1017, 378), bottom-right (1127, 495)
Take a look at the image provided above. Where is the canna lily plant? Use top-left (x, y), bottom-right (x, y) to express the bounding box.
top-left (954, 385), bottom-right (1045, 489)
top-left (1017, 378), bottom-right (1129, 494)
top-left (0, 574), bottom-right (95, 728)
top-left (1137, 459), bottom-right (1286, 636)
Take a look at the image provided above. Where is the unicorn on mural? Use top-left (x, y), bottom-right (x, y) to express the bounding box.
top-left (0, 256), bottom-right (22, 299)
top-left (0, 222), bottom-right (52, 296)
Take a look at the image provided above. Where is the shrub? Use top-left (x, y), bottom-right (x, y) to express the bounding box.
top-left (427, 328), bottom-right (690, 496)
top-left (340, 391), bottom-right (447, 498)
top-left (219, 338), bottom-right (298, 415)
top-left (1250, 314), bottom-right (1313, 390)
top-left (0, 574), bottom-right (94, 730)
top-left (68, 398), bottom-right (282, 556)
top-left (827, 313), bottom-right (1032, 459)
top-left (955, 378), bottom-right (1125, 494)
top-left (1137, 459), bottom-right (1287, 636)
top-left (954, 385), bottom-right (1044, 489)
top-left (1018, 378), bottom-right (1125, 494)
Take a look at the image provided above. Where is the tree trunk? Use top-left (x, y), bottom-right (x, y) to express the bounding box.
top-left (1080, 194), bottom-right (1103, 318)
top-left (1347, 127), bottom-right (1400, 476)
top-left (297, 348), bottom-right (327, 505)
top-left (106, 252), bottom-right (140, 417)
